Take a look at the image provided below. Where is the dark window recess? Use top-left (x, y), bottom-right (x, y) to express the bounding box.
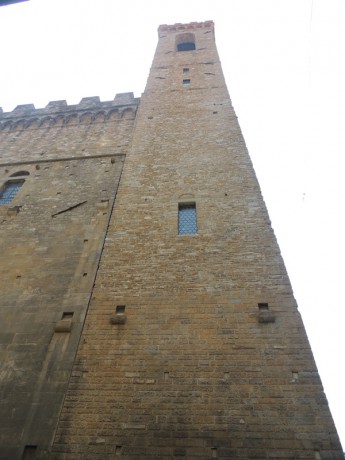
top-left (62, 312), bottom-right (74, 320)
top-left (183, 79), bottom-right (191, 86)
top-left (178, 203), bottom-right (197, 235)
top-left (183, 67), bottom-right (190, 74)
top-left (258, 303), bottom-right (269, 310)
top-left (22, 446), bottom-right (37, 460)
top-left (177, 42), bottom-right (195, 51)
top-left (116, 305), bottom-right (126, 314)
top-left (211, 447), bottom-right (218, 458)
top-left (0, 181), bottom-right (23, 205)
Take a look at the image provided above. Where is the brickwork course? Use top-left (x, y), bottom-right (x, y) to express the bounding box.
top-left (0, 21), bottom-right (343, 460)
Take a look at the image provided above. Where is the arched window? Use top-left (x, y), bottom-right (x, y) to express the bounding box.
top-left (176, 33), bottom-right (196, 52)
top-left (0, 180), bottom-right (24, 205)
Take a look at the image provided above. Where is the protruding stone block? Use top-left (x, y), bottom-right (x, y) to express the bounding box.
top-left (54, 319), bottom-right (73, 333)
top-left (110, 313), bottom-right (127, 325)
top-left (258, 310), bottom-right (275, 323)
top-left (7, 206), bottom-right (21, 216)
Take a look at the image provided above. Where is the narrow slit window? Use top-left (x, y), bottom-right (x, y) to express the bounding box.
top-left (178, 203), bottom-right (197, 235)
top-left (0, 181), bottom-right (23, 205)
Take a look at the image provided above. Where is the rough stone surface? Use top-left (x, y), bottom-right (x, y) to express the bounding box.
top-left (0, 21), bottom-right (343, 460)
top-left (0, 95), bottom-right (137, 459)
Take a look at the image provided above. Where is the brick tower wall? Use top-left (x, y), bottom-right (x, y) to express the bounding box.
top-left (50, 22), bottom-right (343, 459)
top-left (0, 94), bottom-right (139, 459)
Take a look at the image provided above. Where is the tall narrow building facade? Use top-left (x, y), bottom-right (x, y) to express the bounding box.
top-left (0, 21), bottom-right (343, 459)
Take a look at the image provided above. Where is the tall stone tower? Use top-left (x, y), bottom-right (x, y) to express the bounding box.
top-left (0, 21), bottom-right (343, 459)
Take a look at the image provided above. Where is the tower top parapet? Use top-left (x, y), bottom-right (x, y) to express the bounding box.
top-left (158, 21), bottom-right (214, 34)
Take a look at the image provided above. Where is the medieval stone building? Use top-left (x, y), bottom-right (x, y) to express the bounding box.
top-left (0, 21), bottom-right (343, 459)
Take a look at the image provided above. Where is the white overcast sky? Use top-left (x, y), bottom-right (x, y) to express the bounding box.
top-left (1, 0), bottom-right (344, 449)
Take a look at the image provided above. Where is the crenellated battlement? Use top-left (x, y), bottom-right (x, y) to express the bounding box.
top-left (0, 92), bottom-right (140, 131)
top-left (158, 21), bottom-right (214, 34)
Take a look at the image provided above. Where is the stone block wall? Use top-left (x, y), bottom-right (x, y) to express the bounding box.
top-left (0, 21), bottom-right (343, 460)
top-left (0, 95), bottom-right (138, 459)
top-left (50, 22), bottom-right (343, 459)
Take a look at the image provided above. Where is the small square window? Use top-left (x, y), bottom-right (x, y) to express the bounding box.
top-left (116, 305), bottom-right (126, 314)
top-left (183, 68), bottom-right (190, 74)
top-left (178, 203), bottom-right (197, 235)
top-left (183, 79), bottom-right (191, 86)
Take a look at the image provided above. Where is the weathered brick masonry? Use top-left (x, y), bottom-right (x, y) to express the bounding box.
top-left (0, 21), bottom-right (343, 459)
